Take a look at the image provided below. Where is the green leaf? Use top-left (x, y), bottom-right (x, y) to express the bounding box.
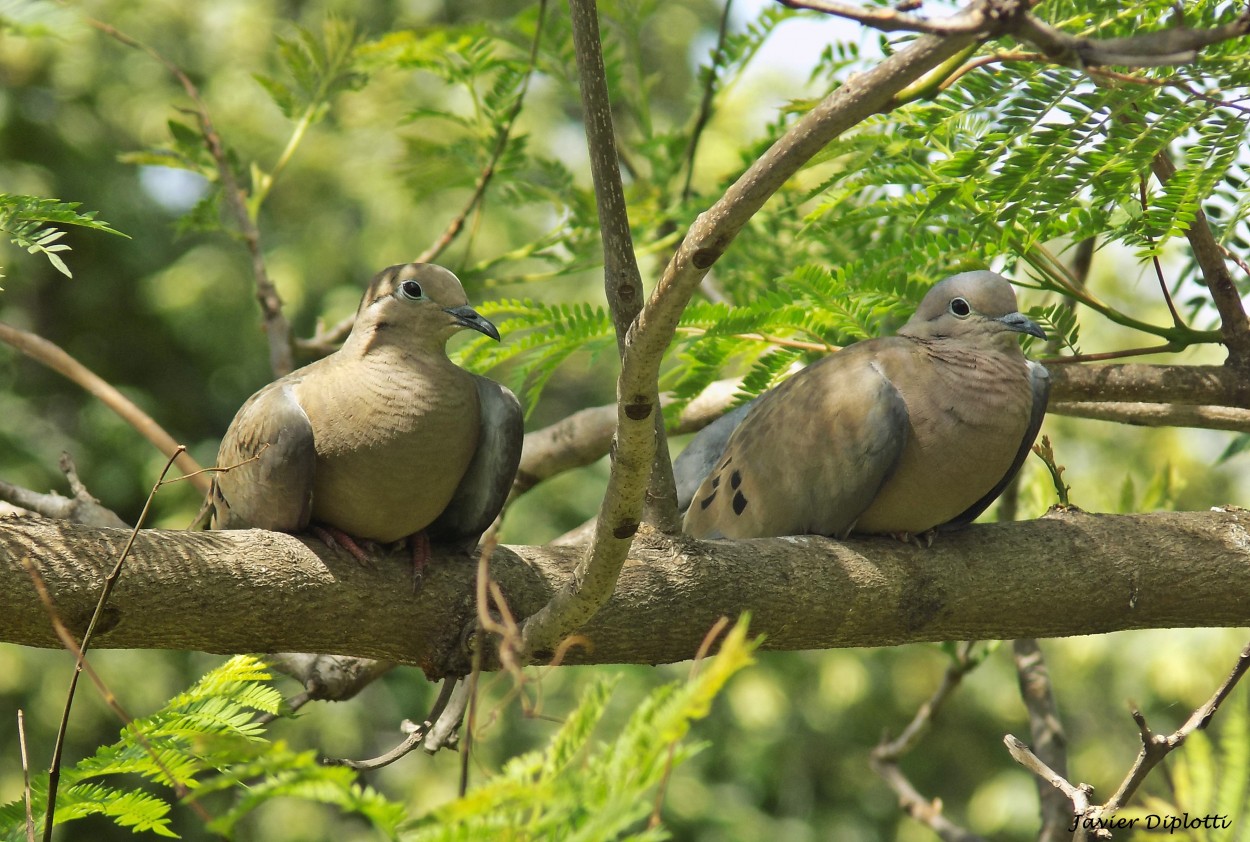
top-left (0, 193), bottom-right (127, 279)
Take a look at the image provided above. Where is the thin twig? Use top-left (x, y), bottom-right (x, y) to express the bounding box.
top-left (870, 642), bottom-right (988, 842)
top-left (1101, 638), bottom-right (1250, 812)
top-left (418, 0), bottom-right (548, 266)
top-left (87, 17), bottom-right (293, 375)
top-left (295, 1), bottom-right (550, 356)
top-left (1040, 343), bottom-right (1179, 364)
top-left (39, 449), bottom-right (204, 839)
top-left (682, 0), bottom-right (735, 202)
top-left (777, 0), bottom-right (988, 35)
top-left (19, 710), bottom-right (34, 842)
top-left (0, 322), bottom-right (208, 493)
top-left (1138, 174), bottom-right (1186, 329)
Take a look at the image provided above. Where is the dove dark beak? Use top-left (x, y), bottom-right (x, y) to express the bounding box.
top-left (445, 305), bottom-right (501, 342)
top-left (998, 311), bottom-right (1046, 340)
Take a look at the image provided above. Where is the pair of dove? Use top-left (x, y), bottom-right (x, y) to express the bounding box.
top-left (210, 265), bottom-right (1049, 556)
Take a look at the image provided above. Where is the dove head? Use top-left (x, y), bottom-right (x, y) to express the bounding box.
top-left (353, 262), bottom-right (500, 351)
top-left (898, 270), bottom-right (1045, 350)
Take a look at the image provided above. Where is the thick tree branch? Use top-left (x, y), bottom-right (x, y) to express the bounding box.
top-left (520, 0), bottom-right (999, 657)
top-left (3, 509), bottom-right (1248, 675)
top-left (566, 0), bottom-right (679, 531)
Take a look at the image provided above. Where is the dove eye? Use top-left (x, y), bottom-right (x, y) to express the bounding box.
top-left (399, 280), bottom-right (424, 300)
top-left (948, 297), bottom-right (971, 318)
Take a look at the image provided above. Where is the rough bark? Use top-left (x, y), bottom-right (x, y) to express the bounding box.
top-left (2, 508), bottom-right (1247, 678)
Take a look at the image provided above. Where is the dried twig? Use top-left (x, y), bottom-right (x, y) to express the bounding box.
top-left (1007, 639), bottom-right (1250, 836)
top-left (18, 710), bottom-right (34, 842)
top-left (870, 642), bottom-right (988, 842)
top-left (1012, 639), bottom-right (1071, 842)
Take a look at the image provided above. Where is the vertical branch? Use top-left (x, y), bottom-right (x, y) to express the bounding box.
top-left (520, 2), bottom-right (992, 656)
top-left (567, 0), bottom-right (681, 530)
top-left (87, 18), bottom-right (293, 376)
top-left (1150, 151), bottom-right (1250, 368)
top-left (1012, 639), bottom-right (1071, 842)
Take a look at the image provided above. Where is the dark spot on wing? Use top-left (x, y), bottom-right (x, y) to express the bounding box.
top-left (711, 476), bottom-right (720, 489)
top-left (731, 470), bottom-right (742, 490)
top-left (700, 491), bottom-right (718, 510)
top-left (733, 490), bottom-right (748, 515)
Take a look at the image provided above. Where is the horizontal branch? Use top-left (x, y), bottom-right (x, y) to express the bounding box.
top-left (1047, 363), bottom-right (1250, 408)
top-left (513, 365), bottom-right (1248, 502)
top-left (1052, 401), bottom-right (1250, 432)
top-left (2, 509), bottom-right (1248, 676)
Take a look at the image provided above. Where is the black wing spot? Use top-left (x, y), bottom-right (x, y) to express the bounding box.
top-left (700, 491), bottom-right (718, 510)
top-left (711, 475), bottom-right (720, 489)
top-left (732, 490), bottom-right (748, 515)
top-left (730, 470), bottom-right (742, 490)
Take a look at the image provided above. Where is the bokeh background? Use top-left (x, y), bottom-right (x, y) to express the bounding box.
top-left (2, 1), bottom-right (1248, 839)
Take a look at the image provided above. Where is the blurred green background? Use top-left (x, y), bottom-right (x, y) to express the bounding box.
top-left (2, 0), bottom-right (1248, 839)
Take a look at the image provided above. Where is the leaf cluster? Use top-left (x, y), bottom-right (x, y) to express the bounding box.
top-left (0, 194), bottom-right (125, 279)
top-left (0, 656), bottom-right (402, 840)
top-left (405, 617), bottom-right (756, 841)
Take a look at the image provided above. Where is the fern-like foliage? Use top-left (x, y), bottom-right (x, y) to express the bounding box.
top-left (0, 656), bottom-right (404, 841)
top-left (402, 615), bottom-right (758, 841)
top-left (0, 625), bottom-right (756, 842)
top-left (0, 193), bottom-right (125, 278)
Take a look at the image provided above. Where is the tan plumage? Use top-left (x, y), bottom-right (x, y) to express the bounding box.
top-left (211, 263), bottom-right (522, 551)
top-left (678, 271), bottom-right (1050, 540)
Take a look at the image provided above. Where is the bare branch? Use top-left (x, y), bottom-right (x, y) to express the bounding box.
top-left (1012, 7), bottom-right (1250, 68)
top-left (0, 321), bottom-right (208, 493)
top-left (1051, 400), bottom-right (1250, 432)
top-left (0, 455), bottom-right (127, 528)
top-left (871, 641), bottom-right (987, 842)
top-left (5, 509), bottom-right (1250, 671)
top-left (1008, 639), bottom-right (1250, 836)
top-left (1012, 639), bottom-right (1071, 842)
top-left (513, 379), bottom-right (741, 497)
top-left (777, 0), bottom-right (990, 35)
top-left (566, 0), bottom-right (680, 531)
top-left (1101, 639), bottom-right (1250, 813)
top-left (1047, 363), bottom-right (1250, 407)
